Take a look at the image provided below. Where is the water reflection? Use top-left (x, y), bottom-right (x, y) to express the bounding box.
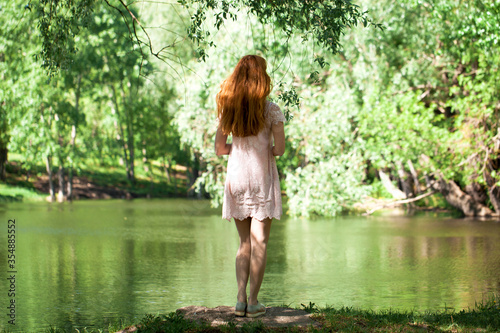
top-left (274, 216), bottom-right (500, 312)
top-left (0, 200), bottom-right (498, 332)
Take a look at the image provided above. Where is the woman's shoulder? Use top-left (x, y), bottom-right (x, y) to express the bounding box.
top-left (265, 100), bottom-right (281, 112)
top-left (264, 100), bottom-right (286, 124)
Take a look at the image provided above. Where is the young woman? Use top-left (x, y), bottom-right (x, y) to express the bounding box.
top-left (214, 55), bottom-right (286, 318)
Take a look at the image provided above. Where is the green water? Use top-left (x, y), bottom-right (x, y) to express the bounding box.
top-left (0, 199), bottom-right (499, 332)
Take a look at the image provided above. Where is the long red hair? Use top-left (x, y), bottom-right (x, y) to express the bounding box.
top-left (216, 55), bottom-right (271, 137)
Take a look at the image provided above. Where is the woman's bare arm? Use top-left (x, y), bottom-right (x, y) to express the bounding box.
top-left (271, 121), bottom-right (285, 156)
top-left (215, 126), bottom-right (232, 156)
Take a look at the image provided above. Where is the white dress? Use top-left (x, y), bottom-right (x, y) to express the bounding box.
top-left (222, 101), bottom-right (286, 221)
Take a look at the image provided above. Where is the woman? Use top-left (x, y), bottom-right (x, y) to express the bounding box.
top-left (214, 55), bottom-right (286, 318)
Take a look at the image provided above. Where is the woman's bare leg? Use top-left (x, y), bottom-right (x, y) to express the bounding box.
top-left (248, 217), bottom-right (272, 306)
top-left (235, 217), bottom-right (251, 303)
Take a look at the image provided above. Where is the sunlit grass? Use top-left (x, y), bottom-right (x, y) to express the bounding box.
top-left (0, 183), bottom-right (45, 202)
top-left (316, 293), bottom-right (500, 332)
top-left (2, 157), bottom-right (188, 201)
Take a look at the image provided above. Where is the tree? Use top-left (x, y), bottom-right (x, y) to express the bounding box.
top-left (0, 2), bottom-right (41, 181)
top-left (29, 0), bottom-right (378, 76)
top-left (338, 0), bottom-right (500, 216)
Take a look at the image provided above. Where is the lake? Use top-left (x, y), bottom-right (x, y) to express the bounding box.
top-left (0, 199), bottom-right (499, 332)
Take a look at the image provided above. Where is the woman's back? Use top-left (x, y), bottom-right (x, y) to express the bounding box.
top-left (222, 101), bottom-right (285, 221)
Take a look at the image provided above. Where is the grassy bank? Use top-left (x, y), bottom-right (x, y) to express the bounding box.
top-left (0, 159), bottom-right (189, 202)
top-left (0, 183), bottom-right (46, 202)
top-left (12, 294), bottom-right (496, 333)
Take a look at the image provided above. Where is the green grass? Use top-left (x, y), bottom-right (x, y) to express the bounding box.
top-left (0, 183), bottom-right (46, 202)
top-left (76, 166), bottom-right (186, 198)
top-left (1, 158), bottom-right (188, 201)
top-left (8, 294), bottom-right (495, 333)
top-left (314, 294), bottom-right (500, 332)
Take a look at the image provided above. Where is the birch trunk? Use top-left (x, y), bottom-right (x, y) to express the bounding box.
top-left (46, 156), bottom-right (55, 202)
top-left (67, 74), bottom-right (82, 201)
top-left (379, 170), bottom-right (406, 199)
top-left (407, 160), bottom-right (421, 194)
top-left (57, 164), bottom-right (65, 203)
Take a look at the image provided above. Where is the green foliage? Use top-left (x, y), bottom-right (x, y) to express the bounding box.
top-left (4, 0), bottom-right (500, 217)
top-left (28, 0), bottom-right (378, 76)
top-left (285, 153), bottom-right (368, 217)
top-left (2, 0), bottom-right (190, 196)
top-left (327, 0), bottom-right (500, 214)
top-left (34, 0), bottom-right (97, 76)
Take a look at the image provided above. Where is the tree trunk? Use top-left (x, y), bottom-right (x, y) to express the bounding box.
top-left (46, 156), bottom-right (56, 202)
top-left (188, 153), bottom-right (201, 198)
top-left (148, 161), bottom-right (154, 198)
top-left (396, 161), bottom-right (413, 198)
top-left (125, 115), bottom-right (135, 183)
top-left (488, 187), bottom-right (500, 214)
top-left (162, 156), bottom-right (171, 183)
top-left (67, 124), bottom-right (77, 202)
top-left (0, 103), bottom-right (8, 181)
top-left (424, 174), bottom-right (432, 188)
top-left (57, 163), bottom-right (65, 203)
top-left (407, 159), bottom-right (421, 194)
top-left (128, 134), bottom-right (135, 183)
top-left (431, 175), bottom-right (494, 217)
top-left (111, 84), bottom-right (132, 183)
top-left (379, 170), bottom-right (406, 199)
top-left (483, 169), bottom-right (500, 214)
top-left (67, 75), bottom-right (82, 201)
top-left (0, 145), bottom-right (7, 181)
top-left (172, 166), bottom-right (178, 196)
top-left (197, 158), bottom-right (206, 199)
top-left (123, 82), bottom-right (135, 184)
top-left (464, 182), bottom-right (487, 204)
top-left (67, 167), bottom-right (73, 201)
top-left (119, 121), bottom-right (131, 180)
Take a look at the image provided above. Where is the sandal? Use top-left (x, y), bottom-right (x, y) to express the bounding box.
top-left (246, 302), bottom-right (266, 318)
top-left (235, 301), bottom-right (247, 317)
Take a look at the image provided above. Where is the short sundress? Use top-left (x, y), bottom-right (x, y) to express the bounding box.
top-left (222, 101), bottom-right (286, 221)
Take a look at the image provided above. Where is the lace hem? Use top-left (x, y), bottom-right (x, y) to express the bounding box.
top-left (222, 211), bottom-right (281, 222)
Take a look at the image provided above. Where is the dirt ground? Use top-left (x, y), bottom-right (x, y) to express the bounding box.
top-left (115, 306), bottom-right (321, 332)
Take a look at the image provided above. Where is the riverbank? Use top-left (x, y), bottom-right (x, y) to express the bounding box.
top-left (1, 159), bottom-right (457, 218)
top-left (0, 160), bottom-right (189, 202)
top-left (29, 295), bottom-right (500, 332)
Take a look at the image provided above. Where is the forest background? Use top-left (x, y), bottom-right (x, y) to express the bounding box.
top-left (1, 0), bottom-right (499, 218)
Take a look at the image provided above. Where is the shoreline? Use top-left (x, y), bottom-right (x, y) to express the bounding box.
top-left (115, 298), bottom-right (500, 333)
top-left (17, 296), bottom-right (498, 333)
top-left (0, 160), bottom-right (189, 203)
top-left (1, 160), bottom-right (458, 217)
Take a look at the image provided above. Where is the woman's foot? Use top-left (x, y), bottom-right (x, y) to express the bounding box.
top-left (246, 302), bottom-right (266, 318)
top-left (235, 302), bottom-right (247, 317)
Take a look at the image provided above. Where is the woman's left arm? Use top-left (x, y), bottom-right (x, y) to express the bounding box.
top-left (215, 126), bottom-right (232, 156)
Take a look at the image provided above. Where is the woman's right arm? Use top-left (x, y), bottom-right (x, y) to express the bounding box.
top-left (271, 121), bottom-right (285, 156)
top-left (215, 125), bottom-right (232, 156)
